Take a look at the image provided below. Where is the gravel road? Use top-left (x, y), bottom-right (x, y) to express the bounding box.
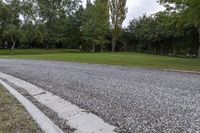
top-left (0, 59), bottom-right (200, 132)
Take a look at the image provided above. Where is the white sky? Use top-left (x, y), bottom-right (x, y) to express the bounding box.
top-left (82, 0), bottom-right (165, 27)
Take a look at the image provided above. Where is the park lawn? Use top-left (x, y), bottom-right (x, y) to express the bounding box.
top-left (0, 49), bottom-right (200, 72)
top-left (0, 85), bottom-right (42, 132)
top-left (0, 49), bottom-right (79, 55)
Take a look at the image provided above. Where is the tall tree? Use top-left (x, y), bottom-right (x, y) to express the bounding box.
top-left (36, 0), bottom-right (80, 48)
top-left (125, 12), bottom-right (198, 56)
top-left (2, 0), bottom-right (21, 54)
top-left (109, 0), bottom-right (128, 52)
top-left (101, 0), bottom-right (109, 23)
top-left (0, 1), bottom-right (4, 46)
top-left (159, 0), bottom-right (200, 57)
top-left (82, 0), bottom-right (109, 52)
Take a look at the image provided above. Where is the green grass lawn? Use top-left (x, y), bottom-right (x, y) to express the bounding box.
top-left (0, 49), bottom-right (79, 55)
top-left (0, 49), bottom-right (200, 72)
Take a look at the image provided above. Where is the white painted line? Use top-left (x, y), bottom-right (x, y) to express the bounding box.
top-left (0, 72), bottom-right (117, 133)
top-left (0, 79), bottom-right (64, 133)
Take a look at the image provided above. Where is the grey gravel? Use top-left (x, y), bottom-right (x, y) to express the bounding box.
top-left (0, 59), bottom-right (200, 133)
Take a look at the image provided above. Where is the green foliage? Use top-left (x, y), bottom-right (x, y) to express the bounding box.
top-left (123, 0), bottom-right (200, 56)
top-left (126, 12), bottom-right (198, 56)
top-left (82, 0), bottom-right (109, 52)
top-left (36, 0), bottom-right (81, 48)
top-left (159, 0), bottom-right (200, 57)
top-left (159, 0), bottom-right (200, 23)
top-left (0, 0), bottom-right (199, 57)
top-left (0, 0), bottom-right (83, 50)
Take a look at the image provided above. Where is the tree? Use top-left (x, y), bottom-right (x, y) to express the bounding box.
top-left (0, 1), bottom-right (4, 47)
top-left (0, 0), bottom-right (85, 51)
top-left (109, 0), bottom-right (128, 52)
top-left (55, 5), bottom-right (85, 49)
top-left (4, 25), bottom-right (20, 54)
top-left (36, 0), bottom-right (81, 48)
top-left (21, 21), bottom-right (47, 48)
top-left (159, 0), bottom-right (200, 57)
top-left (1, 0), bottom-right (21, 54)
top-left (82, 0), bottom-right (109, 52)
top-left (125, 12), bottom-right (199, 56)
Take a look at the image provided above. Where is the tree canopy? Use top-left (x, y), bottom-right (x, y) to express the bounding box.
top-left (0, 0), bottom-right (199, 57)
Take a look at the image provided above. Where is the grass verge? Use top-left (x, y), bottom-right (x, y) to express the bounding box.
top-left (0, 84), bottom-right (42, 132)
top-left (0, 49), bottom-right (200, 72)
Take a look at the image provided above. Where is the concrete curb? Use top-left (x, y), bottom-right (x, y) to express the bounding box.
top-left (0, 72), bottom-right (117, 133)
top-left (0, 80), bottom-right (64, 133)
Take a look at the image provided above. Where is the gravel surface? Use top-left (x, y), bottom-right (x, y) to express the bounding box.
top-left (0, 59), bottom-right (200, 132)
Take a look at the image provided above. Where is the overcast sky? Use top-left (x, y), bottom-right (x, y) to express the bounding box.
top-left (82, 0), bottom-right (165, 27)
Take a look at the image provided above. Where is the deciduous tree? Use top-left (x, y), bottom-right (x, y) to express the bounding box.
top-left (109, 0), bottom-right (127, 52)
top-left (159, 0), bottom-right (200, 57)
top-left (82, 0), bottom-right (109, 52)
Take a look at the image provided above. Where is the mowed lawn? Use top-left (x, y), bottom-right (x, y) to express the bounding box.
top-left (0, 49), bottom-right (200, 72)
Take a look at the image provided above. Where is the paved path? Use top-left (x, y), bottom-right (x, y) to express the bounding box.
top-left (0, 59), bottom-right (200, 132)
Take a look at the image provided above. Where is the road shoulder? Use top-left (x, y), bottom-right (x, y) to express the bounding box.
top-left (0, 84), bottom-right (42, 132)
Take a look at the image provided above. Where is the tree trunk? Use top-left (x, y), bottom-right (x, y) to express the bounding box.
top-left (10, 37), bottom-right (15, 55)
top-left (198, 26), bottom-right (200, 58)
top-left (173, 48), bottom-right (176, 56)
top-left (92, 39), bottom-right (95, 52)
top-left (112, 36), bottom-right (116, 52)
top-left (91, 20), bottom-right (96, 52)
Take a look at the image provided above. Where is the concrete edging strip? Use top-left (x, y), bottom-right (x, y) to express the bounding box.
top-left (0, 79), bottom-right (64, 133)
top-left (0, 72), bottom-right (117, 133)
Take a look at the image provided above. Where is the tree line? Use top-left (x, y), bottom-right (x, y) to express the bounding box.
top-left (0, 0), bottom-right (199, 57)
top-left (124, 0), bottom-right (200, 57)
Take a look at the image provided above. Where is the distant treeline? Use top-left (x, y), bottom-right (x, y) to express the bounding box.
top-left (0, 0), bottom-right (199, 57)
